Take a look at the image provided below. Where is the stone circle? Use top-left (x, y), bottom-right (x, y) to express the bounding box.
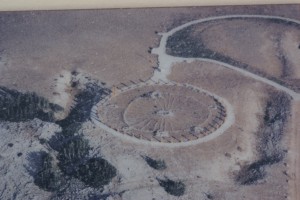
top-left (97, 83), bottom-right (227, 143)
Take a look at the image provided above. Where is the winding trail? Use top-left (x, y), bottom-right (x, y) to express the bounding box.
top-left (90, 14), bottom-right (300, 199)
top-left (151, 14), bottom-right (300, 100)
top-left (91, 14), bottom-right (300, 198)
top-left (94, 14), bottom-right (300, 146)
top-left (150, 14), bottom-right (300, 200)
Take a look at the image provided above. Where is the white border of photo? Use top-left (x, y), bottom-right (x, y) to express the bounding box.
top-left (0, 0), bottom-right (299, 11)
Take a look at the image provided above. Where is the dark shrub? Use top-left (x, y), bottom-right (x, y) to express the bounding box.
top-left (76, 157), bottom-right (117, 188)
top-left (34, 153), bottom-right (65, 192)
top-left (141, 155), bottom-right (166, 170)
top-left (157, 178), bottom-right (185, 196)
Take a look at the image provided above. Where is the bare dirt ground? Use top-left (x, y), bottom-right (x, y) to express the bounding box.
top-left (289, 101), bottom-right (300, 200)
top-left (192, 19), bottom-right (300, 79)
top-left (0, 4), bottom-right (300, 200)
top-left (169, 60), bottom-right (291, 199)
top-left (166, 16), bottom-right (300, 92)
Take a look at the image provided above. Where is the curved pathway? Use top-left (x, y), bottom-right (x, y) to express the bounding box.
top-left (94, 15), bottom-right (300, 149)
top-left (151, 14), bottom-right (300, 100)
top-left (150, 14), bottom-right (300, 200)
top-left (89, 14), bottom-right (300, 200)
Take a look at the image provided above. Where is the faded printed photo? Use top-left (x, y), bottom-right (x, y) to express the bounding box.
top-left (0, 5), bottom-right (300, 200)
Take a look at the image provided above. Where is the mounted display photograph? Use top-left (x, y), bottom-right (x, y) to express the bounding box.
top-left (0, 4), bottom-right (299, 200)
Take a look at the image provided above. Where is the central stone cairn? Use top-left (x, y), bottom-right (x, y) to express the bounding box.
top-left (97, 84), bottom-right (226, 143)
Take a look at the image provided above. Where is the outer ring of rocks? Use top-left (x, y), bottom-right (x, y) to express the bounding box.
top-left (92, 81), bottom-right (235, 147)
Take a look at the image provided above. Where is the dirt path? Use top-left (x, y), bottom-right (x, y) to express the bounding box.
top-left (93, 15), bottom-right (300, 147)
top-left (151, 14), bottom-right (300, 100)
top-left (289, 100), bottom-right (300, 200)
top-left (151, 14), bottom-right (300, 197)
